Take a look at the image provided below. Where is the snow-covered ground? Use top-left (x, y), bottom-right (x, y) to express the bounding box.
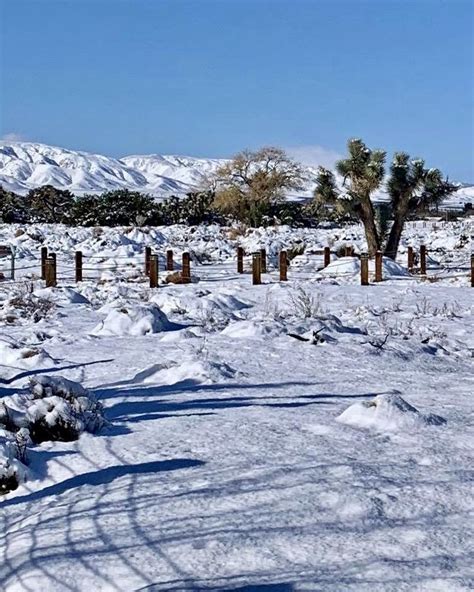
top-left (0, 221), bottom-right (473, 591)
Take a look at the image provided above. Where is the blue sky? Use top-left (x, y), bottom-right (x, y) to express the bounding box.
top-left (1, 0), bottom-right (473, 181)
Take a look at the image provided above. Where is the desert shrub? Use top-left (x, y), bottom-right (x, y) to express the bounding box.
top-left (286, 242), bottom-right (306, 261)
top-left (165, 271), bottom-right (191, 284)
top-left (151, 191), bottom-right (221, 225)
top-left (290, 286), bottom-right (323, 319)
top-left (0, 186), bottom-right (28, 223)
top-left (71, 189), bottom-right (157, 226)
top-left (25, 185), bottom-right (75, 223)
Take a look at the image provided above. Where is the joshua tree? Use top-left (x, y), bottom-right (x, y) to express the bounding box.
top-left (314, 139), bottom-right (457, 259)
top-left (384, 153), bottom-right (457, 258)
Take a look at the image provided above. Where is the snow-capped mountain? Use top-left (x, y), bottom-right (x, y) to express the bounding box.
top-left (0, 141), bottom-right (472, 209)
top-left (0, 143), bottom-right (224, 198)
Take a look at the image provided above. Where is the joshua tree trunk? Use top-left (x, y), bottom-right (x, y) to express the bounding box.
top-left (384, 202), bottom-right (409, 260)
top-left (359, 197), bottom-right (381, 257)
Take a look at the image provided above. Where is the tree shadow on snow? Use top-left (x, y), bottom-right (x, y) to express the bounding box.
top-left (2, 458), bottom-right (205, 508)
top-left (0, 358), bottom-right (114, 386)
top-left (95, 379), bottom-right (320, 400)
top-left (138, 582), bottom-right (294, 591)
top-left (103, 383), bottom-right (376, 423)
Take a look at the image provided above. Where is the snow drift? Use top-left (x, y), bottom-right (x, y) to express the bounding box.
top-left (91, 303), bottom-right (171, 336)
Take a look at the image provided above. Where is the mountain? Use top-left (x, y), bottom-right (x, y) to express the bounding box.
top-left (0, 141), bottom-right (472, 209)
top-left (0, 142), bottom-right (224, 198)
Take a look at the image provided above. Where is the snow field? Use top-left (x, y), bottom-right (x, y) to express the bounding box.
top-left (0, 222), bottom-right (473, 591)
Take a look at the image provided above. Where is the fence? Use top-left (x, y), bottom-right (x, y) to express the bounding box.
top-left (1, 244), bottom-right (473, 290)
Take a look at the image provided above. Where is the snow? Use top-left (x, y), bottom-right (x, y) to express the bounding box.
top-left (0, 220), bottom-right (473, 591)
top-left (1, 141), bottom-right (473, 207)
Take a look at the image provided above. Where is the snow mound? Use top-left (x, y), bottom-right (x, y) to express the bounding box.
top-left (320, 257), bottom-right (360, 277)
top-left (375, 257), bottom-right (410, 277)
top-left (91, 303), bottom-right (171, 336)
top-left (320, 256), bottom-right (409, 278)
top-left (140, 359), bottom-right (236, 386)
top-left (336, 394), bottom-right (446, 432)
top-left (0, 376), bottom-right (105, 444)
top-left (0, 339), bottom-right (53, 370)
top-left (221, 319), bottom-right (284, 338)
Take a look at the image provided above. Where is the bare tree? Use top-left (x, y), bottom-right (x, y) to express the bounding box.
top-left (212, 147), bottom-right (304, 226)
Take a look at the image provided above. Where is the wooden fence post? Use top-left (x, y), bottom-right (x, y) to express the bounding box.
top-left (471, 254), bottom-right (474, 288)
top-left (41, 246), bottom-right (48, 280)
top-left (260, 248), bottom-right (267, 273)
top-left (166, 249), bottom-right (174, 271)
top-left (324, 246), bottom-right (331, 268)
top-left (237, 246), bottom-right (244, 274)
top-left (360, 253), bottom-right (369, 286)
top-left (252, 253), bottom-right (261, 285)
top-left (279, 250), bottom-right (287, 281)
top-left (45, 257), bottom-right (56, 288)
top-left (50, 253), bottom-right (57, 286)
top-left (10, 252), bottom-right (15, 280)
top-left (420, 245), bottom-right (427, 275)
top-left (144, 246), bottom-right (152, 276)
top-left (149, 254), bottom-right (158, 288)
top-left (375, 251), bottom-right (383, 282)
top-left (182, 252), bottom-right (191, 284)
top-left (75, 251), bottom-right (83, 283)
top-left (407, 246), bottom-right (414, 272)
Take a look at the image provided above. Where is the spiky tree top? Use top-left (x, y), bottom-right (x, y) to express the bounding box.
top-left (387, 153), bottom-right (457, 212)
top-left (336, 138), bottom-right (386, 198)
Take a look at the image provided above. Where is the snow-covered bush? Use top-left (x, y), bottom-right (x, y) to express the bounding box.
top-left (0, 376), bottom-right (105, 444)
top-left (0, 429), bottom-right (29, 494)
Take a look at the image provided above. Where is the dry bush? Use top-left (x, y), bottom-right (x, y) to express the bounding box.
top-left (226, 226), bottom-right (248, 241)
top-left (286, 243), bottom-right (306, 261)
top-left (290, 286), bottom-right (323, 319)
top-left (165, 272), bottom-right (190, 285)
top-left (4, 290), bottom-right (55, 324)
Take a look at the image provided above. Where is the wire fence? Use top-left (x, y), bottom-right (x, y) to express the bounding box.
top-left (1, 240), bottom-right (473, 292)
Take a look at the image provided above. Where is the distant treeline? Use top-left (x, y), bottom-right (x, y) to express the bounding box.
top-left (0, 184), bottom-right (469, 229)
top-left (0, 185), bottom-right (336, 227)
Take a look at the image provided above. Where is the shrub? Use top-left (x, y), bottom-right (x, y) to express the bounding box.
top-left (0, 376), bottom-right (105, 444)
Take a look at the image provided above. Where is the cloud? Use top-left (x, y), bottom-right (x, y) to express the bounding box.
top-left (0, 132), bottom-right (27, 143)
top-left (286, 144), bottom-right (342, 170)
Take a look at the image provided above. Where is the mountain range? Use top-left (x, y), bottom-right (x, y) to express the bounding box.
top-left (0, 141), bottom-right (472, 209)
